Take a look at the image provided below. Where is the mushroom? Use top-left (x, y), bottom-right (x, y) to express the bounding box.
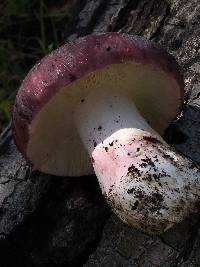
top-left (12, 33), bottom-right (200, 235)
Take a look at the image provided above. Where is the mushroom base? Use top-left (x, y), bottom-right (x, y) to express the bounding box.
top-left (75, 91), bottom-right (200, 235)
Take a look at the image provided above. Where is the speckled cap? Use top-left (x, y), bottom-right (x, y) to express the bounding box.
top-left (12, 32), bottom-right (184, 176)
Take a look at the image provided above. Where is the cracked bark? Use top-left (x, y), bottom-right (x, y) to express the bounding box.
top-left (0, 0), bottom-right (200, 266)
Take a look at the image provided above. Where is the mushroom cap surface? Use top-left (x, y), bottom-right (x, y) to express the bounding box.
top-left (12, 32), bottom-right (184, 176)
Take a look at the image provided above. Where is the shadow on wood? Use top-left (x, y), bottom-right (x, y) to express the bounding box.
top-left (0, 0), bottom-right (200, 266)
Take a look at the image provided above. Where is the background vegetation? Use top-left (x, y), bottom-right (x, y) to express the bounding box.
top-left (0, 0), bottom-right (74, 132)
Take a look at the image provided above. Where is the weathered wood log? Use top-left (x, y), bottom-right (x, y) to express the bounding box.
top-left (0, 0), bottom-right (200, 266)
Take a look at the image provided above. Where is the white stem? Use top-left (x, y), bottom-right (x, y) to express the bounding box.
top-left (74, 90), bottom-right (200, 235)
top-left (75, 90), bottom-right (162, 153)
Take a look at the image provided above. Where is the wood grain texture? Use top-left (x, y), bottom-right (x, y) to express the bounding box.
top-left (0, 0), bottom-right (200, 266)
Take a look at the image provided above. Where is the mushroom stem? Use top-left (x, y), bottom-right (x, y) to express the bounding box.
top-left (75, 90), bottom-right (200, 235)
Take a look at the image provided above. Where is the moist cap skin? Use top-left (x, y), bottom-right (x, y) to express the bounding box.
top-left (12, 32), bottom-right (183, 176)
top-left (13, 33), bottom-right (200, 236)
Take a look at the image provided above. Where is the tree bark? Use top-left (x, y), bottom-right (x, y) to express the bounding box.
top-left (1, 0), bottom-right (200, 266)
